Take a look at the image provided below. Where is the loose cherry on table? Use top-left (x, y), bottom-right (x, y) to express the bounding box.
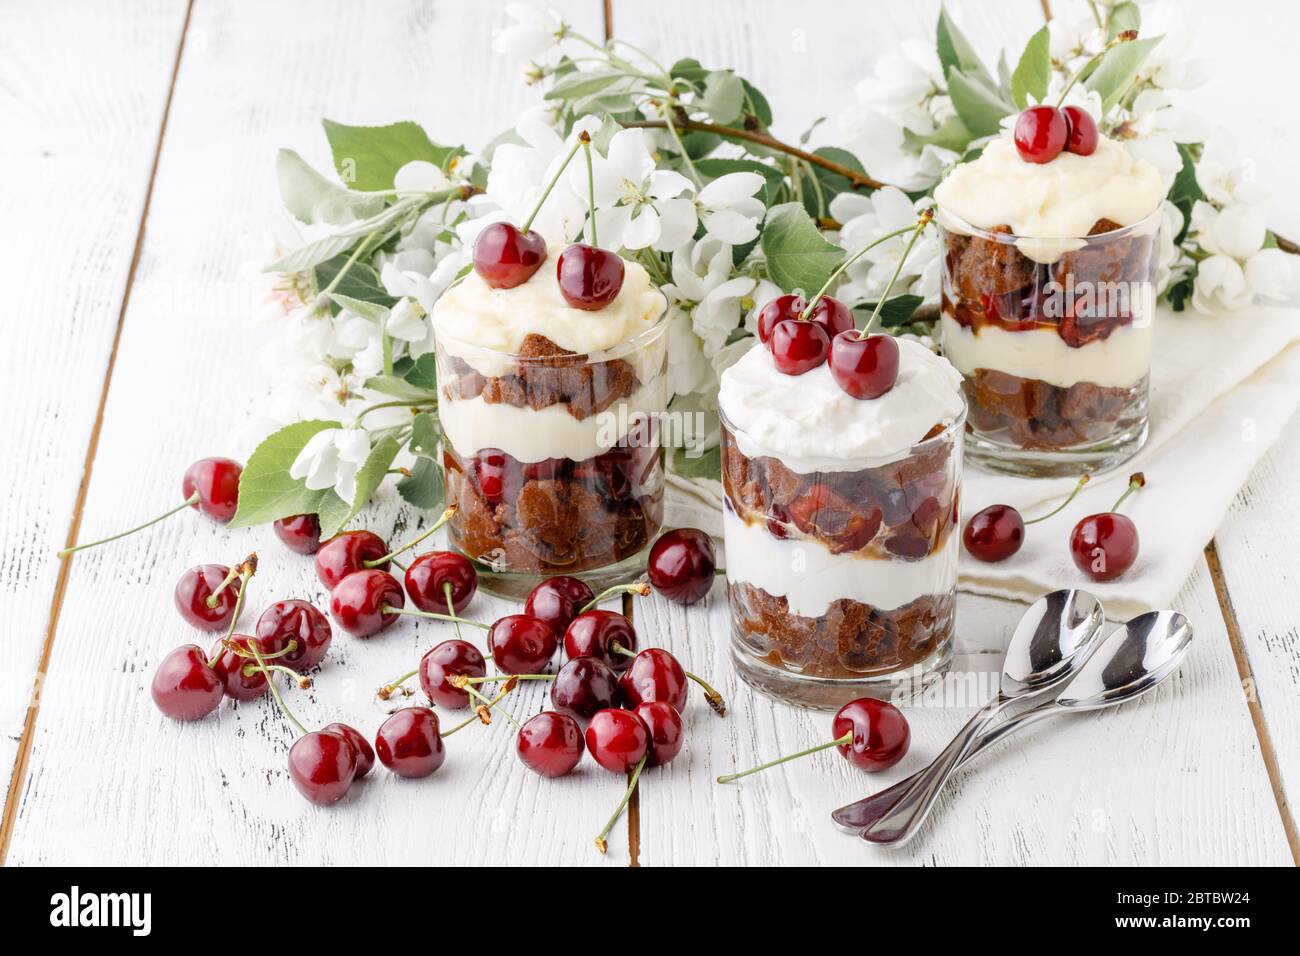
top-left (551, 656), bottom-right (620, 724)
top-left (255, 599), bottom-right (332, 671)
top-left (418, 639), bottom-right (488, 709)
top-left (57, 456), bottom-right (243, 557)
top-left (330, 569), bottom-right (405, 637)
top-left (525, 576), bottom-right (596, 635)
top-left (633, 701), bottom-right (684, 767)
top-left (1070, 472), bottom-right (1144, 581)
top-left (210, 635), bottom-right (274, 701)
top-left (473, 221), bottom-right (548, 289)
top-left (963, 474), bottom-right (1090, 564)
top-left (274, 513), bottom-right (322, 555)
top-left (584, 708), bottom-right (649, 774)
top-left (618, 647), bottom-right (688, 712)
top-left (322, 722), bottom-right (375, 778)
top-left (828, 331), bottom-right (899, 400)
top-left (563, 610), bottom-right (638, 672)
top-left (717, 697), bottom-right (911, 783)
top-left (517, 711), bottom-right (585, 778)
top-left (488, 614), bottom-right (558, 674)
top-left (405, 551), bottom-right (478, 615)
top-left (289, 730), bottom-right (358, 806)
top-left (314, 507), bottom-right (456, 591)
top-left (646, 528), bottom-right (716, 605)
top-left (174, 562), bottom-right (242, 631)
top-left (375, 707), bottom-right (445, 778)
top-left (150, 645), bottom-right (225, 721)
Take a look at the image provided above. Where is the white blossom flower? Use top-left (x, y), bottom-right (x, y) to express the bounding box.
top-left (394, 160), bottom-right (450, 194)
top-left (1195, 136), bottom-right (1268, 208)
top-left (662, 235), bottom-right (733, 303)
top-left (1155, 200), bottom-right (1186, 293)
top-left (1190, 201), bottom-right (1295, 311)
top-left (485, 110), bottom-right (596, 242)
top-left (290, 428), bottom-right (373, 504)
top-left (830, 187), bottom-right (939, 304)
top-left (1137, 2), bottom-right (1213, 91)
top-left (695, 173), bottom-right (765, 245)
top-left (580, 128), bottom-right (696, 251)
top-left (493, 4), bottom-right (565, 62)
top-left (664, 302), bottom-right (710, 400)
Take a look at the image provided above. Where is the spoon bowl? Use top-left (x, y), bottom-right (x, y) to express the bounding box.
top-left (1055, 609), bottom-right (1192, 710)
top-left (1000, 588), bottom-right (1106, 696)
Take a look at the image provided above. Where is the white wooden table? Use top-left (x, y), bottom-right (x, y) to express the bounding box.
top-left (2, 0), bottom-right (1297, 867)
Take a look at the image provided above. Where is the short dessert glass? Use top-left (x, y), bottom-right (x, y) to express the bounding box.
top-left (434, 311), bottom-right (668, 599)
top-left (937, 207), bottom-right (1161, 478)
top-left (721, 405), bottom-right (964, 708)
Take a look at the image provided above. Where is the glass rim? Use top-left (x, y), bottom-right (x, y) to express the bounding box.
top-left (933, 203), bottom-right (1163, 244)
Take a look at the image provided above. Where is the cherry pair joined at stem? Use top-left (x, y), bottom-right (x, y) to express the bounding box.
top-left (315, 506), bottom-right (456, 590)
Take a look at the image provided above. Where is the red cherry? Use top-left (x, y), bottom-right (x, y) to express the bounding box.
top-left (832, 697), bottom-right (910, 772)
top-left (254, 599), bottom-right (332, 671)
top-left (150, 645), bottom-right (224, 720)
top-left (174, 564), bottom-right (239, 631)
top-left (1070, 512), bottom-right (1139, 581)
top-left (828, 331), bottom-right (899, 400)
top-left (551, 656), bottom-right (620, 724)
top-left (209, 635), bottom-right (272, 702)
top-left (647, 528), bottom-right (716, 605)
top-left (769, 318), bottom-right (830, 375)
top-left (517, 712), bottom-right (585, 778)
top-left (1013, 105), bottom-right (1069, 164)
top-left (375, 707), bottom-right (445, 778)
top-left (321, 722), bottom-right (375, 778)
top-left (330, 569), bottom-right (404, 637)
top-left (633, 701), bottom-right (684, 767)
top-left (963, 504), bottom-right (1026, 563)
top-left (556, 243), bottom-right (625, 310)
top-left (274, 513), bottom-right (321, 555)
top-left (807, 295), bottom-right (855, 340)
top-left (182, 457), bottom-right (243, 522)
top-left (405, 551), bottom-right (477, 614)
top-left (585, 708), bottom-right (649, 773)
top-left (756, 293), bottom-right (804, 344)
top-left (563, 610), bottom-right (637, 671)
top-left (472, 222), bottom-right (548, 289)
top-left (419, 639), bottom-right (487, 709)
top-left (488, 614), bottom-right (558, 674)
top-left (1062, 105), bottom-right (1098, 156)
top-left (618, 648), bottom-right (688, 712)
top-left (471, 448), bottom-right (512, 506)
top-left (315, 530), bottom-right (389, 590)
top-left (787, 484), bottom-right (883, 554)
top-left (288, 731), bottom-right (357, 806)
top-left (525, 575), bottom-right (596, 636)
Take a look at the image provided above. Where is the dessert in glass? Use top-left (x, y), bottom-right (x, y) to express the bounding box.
top-left (432, 245), bottom-right (668, 598)
top-left (933, 130), bottom-right (1164, 477)
top-left (719, 335), bottom-right (966, 708)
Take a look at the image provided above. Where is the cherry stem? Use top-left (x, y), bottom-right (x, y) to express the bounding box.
top-left (247, 639), bottom-right (308, 738)
top-left (857, 211), bottom-right (933, 338)
top-left (242, 661), bottom-right (306, 687)
top-left (463, 681), bottom-right (521, 729)
top-left (1056, 30), bottom-right (1137, 108)
top-left (461, 673), bottom-right (555, 684)
top-left (383, 606), bottom-right (489, 629)
top-left (216, 564), bottom-right (255, 647)
top-left (798, 223), bottom-right (917, 323)
top-left (204, 564), bottom-right (241, 608)
top-left (577, 580), bottom-right (651, 614)
top-left (365, 506), bottom-right (457, 567)
top-left (57, 492), bottom-right (200, 557)
top-left (440, 682), bottom-right (514, 737)
top-left (716, 730), bottom-right (853, 784)
top-left (224, 639), bottom-right (298, 662)
top-left (609, 642), bottom-right (725, 715)
top-left (1110, 472), bottom-right (1146, 513)
top-left (377, 667), bottom-right (419, 700)
top-left (1023, 473), bottom-right (1091, 525)
top-left (442, 582), bottom-right (464, 640)
top-left (521, 135), bottom-right (586, 234)
top-left (581, 132), bottom-right (597, 246)
top-left (595, 753), bottom-right (648, 854)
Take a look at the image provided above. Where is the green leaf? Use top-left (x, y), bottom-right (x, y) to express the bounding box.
top-left (402, 352), bottom-right (439, 391)
top-left (901, 113), bottom-right (973, 153)
top-left (396, 457), bottom-right (445, 509)
top-left (313, 256), bottom-right (395, 313)
top-left (760, 202), bottom-right (845, 294)
top-left (265, 198), bottom-right (417, 273)
top-left (228, 421), bottom-right (345, 529)
top-left (741, 79), bottom-right (773, 128)
top-left (947, 69), bottom-right (1013, 138)
top-left (808, 147), bottom-right (869, 201)
top-left (670, 444), bottom-right (721, 482)
top-left (695, 157), bottom-right (785, 206)
top-left (362, 376), bottom-right (435, 401)
top-left (544, 69), bottom-right (625, 101)
top-left (277, 149), bottom-right (386, 225)
top-left (321, 434), bottom-right (402, 538)
top-left (1169, 142), bottom-right (1201, 245)
top-left (680, 130), bottom-right (722, 160)
top-left (669, 58), bottom-right (709, 89)
top-left (853, 295), bottom-right (924, 328)
top-left (936, 5), bottom-right (992, 86)
top-left (409, 411), bottom-right (441, 458)
top-left (1107, 1), bottom-right (1141, 39)
top-left (329, 293), bottom-right (389, 322)
top-left (1085, 36), bottom-right (1162, 112)
top-left (1010, 26), bottom-right (1051, 109)
top-left (322, 119), bottom-right (462, 191)
top-left (699, 71), bottom-right (744, 124)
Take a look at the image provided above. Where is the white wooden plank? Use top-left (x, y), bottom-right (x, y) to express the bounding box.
top-left (0, 0), bottom-right (188, 802)
top-left (5, 0), bottom-right (638, 867)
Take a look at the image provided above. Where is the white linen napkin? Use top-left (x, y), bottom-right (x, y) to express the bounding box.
top-left (666, 305), bottom-right (1300, 620)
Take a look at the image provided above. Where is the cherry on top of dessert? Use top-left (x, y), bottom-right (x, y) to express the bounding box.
top-left (557, 242), bottom-right (625, 310)
top-left (473, 222), bottom-right (548, 289)
top-left (1013, 104), bottom-right (1098, 164)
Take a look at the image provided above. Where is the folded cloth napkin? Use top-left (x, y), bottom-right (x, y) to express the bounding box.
top-left (666, 305), bottom-right (1300, 620)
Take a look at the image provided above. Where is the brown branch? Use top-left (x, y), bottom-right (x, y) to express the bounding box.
top-left (1040, 0), bottom-right (1053, 22)
top-left (619, 119), bottom-right (887, 191)
top-left (1274, 232), bottom-right (1300, 256)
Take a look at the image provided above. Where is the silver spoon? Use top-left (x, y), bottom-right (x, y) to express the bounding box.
top-left (845, 589), bottom-right (1105, 845)
top-left (839, 609), bottom-right (1192, 842)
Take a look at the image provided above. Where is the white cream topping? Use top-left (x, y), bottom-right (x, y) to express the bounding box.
top-left (433, 244), bottom-right (667, 378)
top-left (939, 313), bottom-right (1153, 389)
top-left (439, 379), bottom-right (667, 463)
top-left (723, 504), bottom-right (957, 618)
top-left (934, 135), bottom-right (1164, 263)
top-left (718, 338), bottom-right (964, 473)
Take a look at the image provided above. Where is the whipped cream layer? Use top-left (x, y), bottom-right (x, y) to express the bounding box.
top-left (940, 314), bottom-right (1152, 389)
top-left (440, 379), bottom-right (666, 463)
top-left (719, 338), bottom-right (964, 472)
top-left (934, 135), bottom-right (1164, 263)
top-left (433, 244), bottom-right (667, 378)
top-left (723, 504), bottom-right (957, 618)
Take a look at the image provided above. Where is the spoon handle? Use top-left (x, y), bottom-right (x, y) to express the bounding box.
top-left (855, 693), bottom-right (1012, 846)
top-left (830, 701), bottom-right (1061, 833)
